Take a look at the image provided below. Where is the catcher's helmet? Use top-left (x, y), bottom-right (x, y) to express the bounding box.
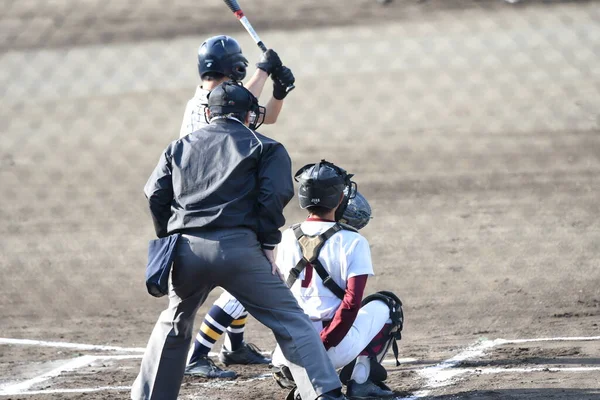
top-left (294, 160), bottom-right (355, 212)
top-left (198, 35), bottom-right (248, 81)
top-left (339, 190), bottom-right (372, 230)
top-left (207, 81), bottom-right (266, 130)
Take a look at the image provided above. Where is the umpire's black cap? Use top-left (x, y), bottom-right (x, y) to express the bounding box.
top-left (207, 81), bottom-right (258, 115)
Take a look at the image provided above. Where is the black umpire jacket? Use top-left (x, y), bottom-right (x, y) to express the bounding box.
top-left (144, 117), bottom-right (294, 249)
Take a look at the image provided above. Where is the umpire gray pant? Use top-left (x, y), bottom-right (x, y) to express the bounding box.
top-left (131, 227), bottom-right (342, 400)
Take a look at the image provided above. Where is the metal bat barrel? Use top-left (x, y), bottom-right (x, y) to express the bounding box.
top-left (225, 0), bottom-right (295, 93)
top-left (223, 0), bottom-right (240, 12)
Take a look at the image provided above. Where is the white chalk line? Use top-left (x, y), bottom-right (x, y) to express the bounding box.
top-left (0, 355), bottom-right (96, 395)
top-left (2, 386), bottom-right (131, 395)
top-left (411, 334), bottom-right (600, 398)
top-left (0, 354), bottom-right (141, 395)
top-left (382, 357), bottom-right (418, 365)
top-left (1, 335), bottom-right (599, 397)
top-left (0, 337), bottom-right (269, 358)
top-left (499, 335), bottom-right (600, 344)
top-left (475, 366), bottom-right (600, 374)
top-left (0, 337), bottom-right (146, 353)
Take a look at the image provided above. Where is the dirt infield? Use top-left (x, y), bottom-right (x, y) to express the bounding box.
top-left (1, 0), bottom-right (600, 399)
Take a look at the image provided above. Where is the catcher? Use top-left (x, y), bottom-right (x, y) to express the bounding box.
top-left (271, 160), bottom-right (404, 400)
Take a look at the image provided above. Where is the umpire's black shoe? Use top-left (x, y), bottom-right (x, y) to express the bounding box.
top-left (346, 379), bottom-right (394, 399)
top-left (219, 342), bottom-right (271, 366)
top-left (287, 388), bottom-right (349, 400)
top-left (184, 355), bottom-right (237, 378)
top-left (317, 392), bottom-right (350, 400)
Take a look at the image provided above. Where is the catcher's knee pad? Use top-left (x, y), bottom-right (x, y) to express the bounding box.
top-left (214, 291), bottom-right (247, 319)
top-left (339, 355), bottom-right (388, 386)
top-left (361, 291), bottom-right (404, 365)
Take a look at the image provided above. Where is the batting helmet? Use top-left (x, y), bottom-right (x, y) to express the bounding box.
top-left (198, 35), bottom-right (248, 81)
top-left (294, 160), bottom-right (355, 212)
top-left (206, 81), bottom-right (266, 130)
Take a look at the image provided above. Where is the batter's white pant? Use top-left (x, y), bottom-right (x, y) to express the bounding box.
top-left (214, 290), bottom-right (247, 319)
top-left (272, 300), bottom-right (391, 369)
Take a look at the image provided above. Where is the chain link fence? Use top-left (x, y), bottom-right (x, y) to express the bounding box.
top-left (1, 0), bottom-right (599, 323)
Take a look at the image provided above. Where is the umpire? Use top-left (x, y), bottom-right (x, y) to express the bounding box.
top-left (132, 81), bottom-right (346, 400)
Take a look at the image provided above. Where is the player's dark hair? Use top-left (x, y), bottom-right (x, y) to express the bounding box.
top-left (202, 71), bottom-right (227, 81)
top-left (209, 111), bottom-right (248, 122)
top-left (306, 206), bottom-right (334, 219)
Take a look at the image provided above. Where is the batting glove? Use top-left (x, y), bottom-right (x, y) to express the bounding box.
top-left (256, 49), bottom-right (283, 75)
top-left (272, 66), bottom-right (295, 100)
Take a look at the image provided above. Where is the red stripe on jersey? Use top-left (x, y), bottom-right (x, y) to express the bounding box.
top-left (301, 263), bottom-right (313, 288)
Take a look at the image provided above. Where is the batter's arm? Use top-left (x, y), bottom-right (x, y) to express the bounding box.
top-left (245, 69), bottom-right (269, 98)
top-left (245, 69), bottom-right (283, 125)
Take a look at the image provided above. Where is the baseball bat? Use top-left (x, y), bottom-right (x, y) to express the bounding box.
top-left (222, 0), bottom-right (295, 93)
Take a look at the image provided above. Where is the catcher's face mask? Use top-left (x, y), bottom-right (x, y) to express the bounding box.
top-left (248, 104), bottom-right (266, 130)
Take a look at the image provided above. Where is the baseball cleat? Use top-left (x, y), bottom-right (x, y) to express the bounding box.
top-left (317, 391), bottom-right (350, 400)
top-left (273, 365), bottom-right (296, 389)
top-left (184, 355), bottom-right (237, 378)
top-left (346, 379), bottom-right (394, 399)
top-left (288, 388), bottom-right (349, 400)
top-left (219, 342), bottom-right (271, 366)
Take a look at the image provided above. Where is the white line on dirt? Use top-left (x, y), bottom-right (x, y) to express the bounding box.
top-left (0, 337), bottom-right (146, 352)
top-left (0, 337), bottom-right (270, 358)
top-left (500, 336), bottom-right (600, 344)
top-left (0, 354), bottom-right (142, 396)
top-left (418, 339), bottom-right (506, 389)
top-left (0, 355), bottom-right (97, 395)
top-left (0, 386), bottom-right (131, 395)
top-left (2, 335), bottom-right (599, 397)
top-left (476, 366), bottom-right (600, 374)
top-left (416, 365), bottom-right (600, 385)
top-left (410, 335), bottom-right (600, 397)
top-left (382, 357), bottom-right (418, 365)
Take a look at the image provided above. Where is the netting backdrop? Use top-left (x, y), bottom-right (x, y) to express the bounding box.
top-left (1, 0), bottom-right (599, 321)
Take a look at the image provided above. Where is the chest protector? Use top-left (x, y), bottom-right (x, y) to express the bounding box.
top-left (285, 222), bottom-right (358, 299)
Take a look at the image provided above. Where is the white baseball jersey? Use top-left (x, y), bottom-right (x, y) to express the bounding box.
top-left (276, 220), bottom-right (374, 322)
top-left (179, 86), bottom-right (209, 138)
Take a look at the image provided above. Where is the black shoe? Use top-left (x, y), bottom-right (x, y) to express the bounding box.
top-left (219, 342), bottom-right (271, 366)
top-left (317, 391), bottom-right (349, 400)
top-left (288, 388), bottom-right (348, 400)
top-left (346, 379), bottom-right (394, 399)
top-left (184, 355), bottom-right (237, 378)
top-left (273, 365), bottom-right (296, 389)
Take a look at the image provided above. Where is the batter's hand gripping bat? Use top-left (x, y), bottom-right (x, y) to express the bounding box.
top-left (223, 0), bottom-right (295, 93)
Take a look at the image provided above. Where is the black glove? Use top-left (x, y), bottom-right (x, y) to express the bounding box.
top-left (256, 49), bottom-right (283, 75)
top-left (272, 66), bottom-right (295, 100)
